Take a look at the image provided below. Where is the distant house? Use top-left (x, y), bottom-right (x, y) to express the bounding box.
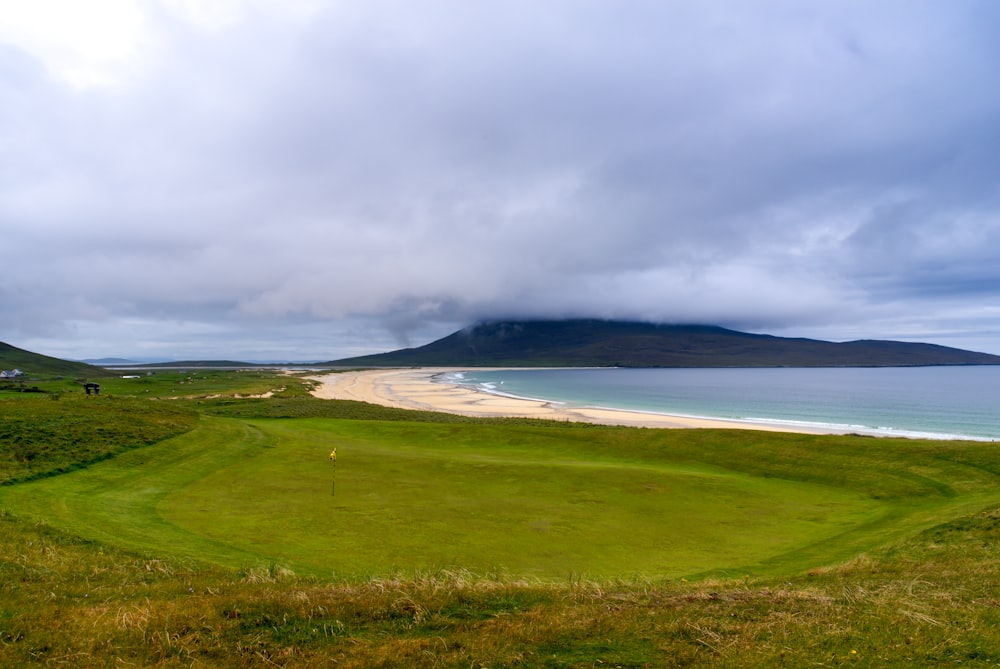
top-left (0, 369), bottom-right (24, 379)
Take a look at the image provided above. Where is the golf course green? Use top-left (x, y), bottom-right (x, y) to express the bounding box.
top-left (4, 408), bottom-right (998, 581)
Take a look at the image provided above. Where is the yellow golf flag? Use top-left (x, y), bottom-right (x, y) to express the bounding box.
top-left (329, 448), bottom-right (337, 461)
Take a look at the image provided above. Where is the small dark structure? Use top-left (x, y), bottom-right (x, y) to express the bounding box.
top-left (83, 382), bottom-right (101, 396)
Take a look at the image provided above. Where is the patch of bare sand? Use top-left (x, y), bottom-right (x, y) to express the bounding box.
top-left (307, 368), bottom-right (840, 434)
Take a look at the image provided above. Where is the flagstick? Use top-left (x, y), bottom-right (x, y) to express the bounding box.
top-left (329, 448), bottom-right (337, 497)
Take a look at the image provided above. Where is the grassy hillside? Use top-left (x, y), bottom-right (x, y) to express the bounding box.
top-left (5, 371), bottom-right (1000, 666)
top-left (0, 341), bottom-right (109, 378)
top-left (330, 319), bottom-right (1000, 367)
top-left (0, 396), bottom-right (198, 484)
top-left (0, 369), bottom-right (302, 484)
top-left (4, 506), bottom-right (1000, 668)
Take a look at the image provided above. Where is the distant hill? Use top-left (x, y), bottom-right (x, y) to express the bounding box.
top-left (328, 319), bottom-right (1000, 368)
top-left (80, 357), bottom-right (142, 365)
top-left (132, 360), bottom-right (259, 369)
top-left (0, 342), bottom-right (109, 377)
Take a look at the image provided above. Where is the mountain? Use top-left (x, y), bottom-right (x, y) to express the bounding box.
top-left (328, 319), bottom-right (1000, 368)
top-left (0, 342), bottom-right (109, 377)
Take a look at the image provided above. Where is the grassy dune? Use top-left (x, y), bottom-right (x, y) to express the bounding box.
top-left (4, 371), bottom-right (1000, 666)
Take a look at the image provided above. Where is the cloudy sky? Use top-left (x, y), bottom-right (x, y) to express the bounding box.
top-left (3, 0), bottom-right (1000, 361)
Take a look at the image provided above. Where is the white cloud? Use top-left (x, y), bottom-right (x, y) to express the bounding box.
top-left (0, 0), bottom-right (151, 86)
top-left (0, 0), bottom-right (323, 87)
top-left (3, 1), bottom-right (1000, 359)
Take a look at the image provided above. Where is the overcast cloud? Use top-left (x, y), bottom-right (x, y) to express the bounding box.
top-left (3, 0), bottom-right (1000, 360)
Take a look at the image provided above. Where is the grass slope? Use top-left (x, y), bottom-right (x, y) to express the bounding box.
top-left (0, 341), bottom-right (108, 378)
top-left (0, 395), bottom-right (197, 484)
top-left (5, 370), bottom-right (1000, 666)
top-left (4, 485), bottom-right (1000, 666)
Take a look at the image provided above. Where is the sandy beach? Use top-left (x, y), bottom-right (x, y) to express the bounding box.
top-left (308, 368), bottom-right (842, 434)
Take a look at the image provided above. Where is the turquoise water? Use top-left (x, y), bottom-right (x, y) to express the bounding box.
top-left (442, 367), bottom-right (1000, 441)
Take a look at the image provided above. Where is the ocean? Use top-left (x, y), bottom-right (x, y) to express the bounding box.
top-left (441, 366), bottom-right (1000, 441)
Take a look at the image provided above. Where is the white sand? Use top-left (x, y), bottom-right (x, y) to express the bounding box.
top-left (308, 368), bottom-right (843, 434)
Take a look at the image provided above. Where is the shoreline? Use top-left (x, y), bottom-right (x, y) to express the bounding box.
top-left (307, 368), bottom-right (846, 434)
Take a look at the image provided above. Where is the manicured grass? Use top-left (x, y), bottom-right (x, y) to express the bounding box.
top-left (166, 419), bottom-right (883, 579)
top-left (4, 412), bottom-right (1000, 581)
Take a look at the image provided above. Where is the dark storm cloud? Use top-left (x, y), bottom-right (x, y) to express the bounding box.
top-left (2, 0), bottom-right (1000, 359)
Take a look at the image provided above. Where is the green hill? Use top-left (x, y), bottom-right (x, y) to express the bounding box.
top-left (329, 319), bottom-right (1000, 367)
top-left (0, 341), bottom-right (109, 378)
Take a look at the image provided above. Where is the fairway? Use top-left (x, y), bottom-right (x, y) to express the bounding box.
top-left (159, 420), bottom-right (880, 578)
top-left (8, 411), bottom-right (999, 581)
